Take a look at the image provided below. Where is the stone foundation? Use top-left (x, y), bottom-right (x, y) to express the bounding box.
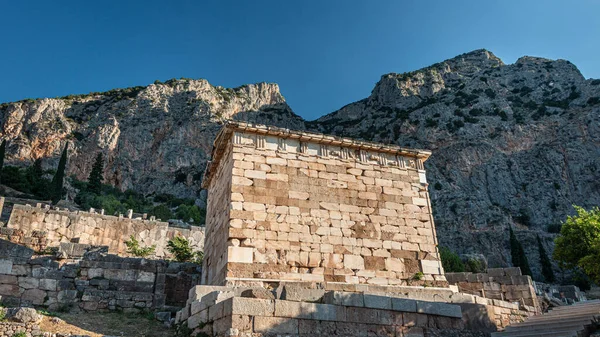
top-left (176, 283), bottom-right (537, 336)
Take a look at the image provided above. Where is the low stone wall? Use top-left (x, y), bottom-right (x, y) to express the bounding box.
top-left (0, 321), bottom-right (39, 337)
top-left (5, 203), bottom-right (204, 258)
top-left (0, 239), bottom-right (201, 312)
top-left (175, 282), bottom-right (537, 336)
top-left (446, 267), bottom-right (539, 310)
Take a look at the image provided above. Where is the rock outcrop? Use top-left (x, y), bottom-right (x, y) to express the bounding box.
top-left (310, 49), bottom-right (600, 279)
top-left (2, 49), bottom-right (599, 281)
top-left (0, 80), bottom-right (304, 199)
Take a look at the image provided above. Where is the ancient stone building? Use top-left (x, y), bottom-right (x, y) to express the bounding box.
top-left (201, 122), bottom-right (445, 286)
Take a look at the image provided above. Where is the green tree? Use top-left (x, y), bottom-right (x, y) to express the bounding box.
top-left (51, 144), bottom-right (68, 204)
top-left (554, 206), bottom-right (600, 284)
top-left (27, 158), bottom-right (50, 199)
top-left (553, 206), bottom-right (600, 269)
top-left (87, 152), bottom-right (104, 195)
top-left (509, 226), bottom-right (532, 276)
top-left (439, 246), bottom-right (465, 272)
top-left (0, 139), bottom-right (6, 184)
top-left (537, 235), bottom-right (555, 283)
top-left (167, 236), bottom-right (203, 263)
top-left (176, 204), bottom-right (205, 224)
top-left (150, 204), bottom-right (173, 221)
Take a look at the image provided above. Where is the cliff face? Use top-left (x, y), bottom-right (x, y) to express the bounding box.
top-left (2, 50), bottom-right (599, 280)
top-left (310, 50), bottom-right (600, 278)
top-left (0, 79), bottom-right (304, 199)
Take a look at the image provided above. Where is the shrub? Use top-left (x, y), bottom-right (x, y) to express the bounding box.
top-left (591, 79), bottom-right (600, 86)
top-left (439, 246), bottom-right (465, 272)
top-left (167, 236), bottom-right (203, 263)
top-left (424, 118), bottom-right (438, 128)
top-left (465, 258), bottom-right (485, 273)
top-left (587, 97), bottom-right (600, 105)
top-left (124, 235), bottom-right (156, 258)
top-left (12, 332), bottom-right (26, 337)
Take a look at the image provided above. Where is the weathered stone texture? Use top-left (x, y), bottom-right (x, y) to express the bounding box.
top-left (5, 204), bottom-right (204, 259)
top-left (201, 123), bottom-right (446, 286)
top-left (0, 239), bottom-right (201, 312)
top-left (446, 268), bottom-right (539, 310)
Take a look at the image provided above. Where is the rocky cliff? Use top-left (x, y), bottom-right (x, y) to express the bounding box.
top-left (310, 49), bottom-right (600, 279)
top-left (1, 50), bottom-right (599, 281)
top-left (0, 79), bottom-right (304, 199)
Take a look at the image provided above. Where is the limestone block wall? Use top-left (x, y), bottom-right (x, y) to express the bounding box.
top-left (202, 137), bottom-right (234, 285)
top-left (0, 239), bottom-right (201, 312)
top-left (201, 122), bottom-right (445, 286)
top-left (6, 204), bottom-right (204, 258)
top-left (446, 267), bottom-right (539, 309)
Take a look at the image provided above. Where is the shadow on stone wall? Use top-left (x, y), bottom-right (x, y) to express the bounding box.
top-left (0, 239), bottom-right (201, 313)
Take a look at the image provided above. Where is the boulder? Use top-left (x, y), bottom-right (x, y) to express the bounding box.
top-left (8, 307), bottom-right (43, 323)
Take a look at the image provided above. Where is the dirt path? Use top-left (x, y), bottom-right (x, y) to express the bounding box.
top-left (38, 312), bottom-right (176, 337)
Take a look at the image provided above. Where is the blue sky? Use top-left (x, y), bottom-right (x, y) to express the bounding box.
top-left (1, 1), bottom-right (599, 120)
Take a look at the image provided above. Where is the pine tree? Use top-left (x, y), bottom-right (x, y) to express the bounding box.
top-left (537, 235), bottom-right (555, 283)
top-left (509, 226), bottom-right (532, 276)
top-left (28, 158), bottom-right (46, 198)
top-left (0, 139), bottom-right (6, 184)
top-left (51, 144), bottom-right (68, 204)
top-left (87, 152), bottom-right (104, 195)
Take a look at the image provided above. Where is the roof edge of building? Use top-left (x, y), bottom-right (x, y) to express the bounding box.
top-left (201, 121), bottom-right (432, 189)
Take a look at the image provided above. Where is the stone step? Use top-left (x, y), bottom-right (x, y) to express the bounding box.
top-left (505, 322), bottom-right (589, 332)
top-left (528, 311), bottom-right (598, 319)
top-left (510, 317), bottom-right (594, 327)
top-left (491, 328), bottom-right (582, 337)
top-left (547, 301), bottom-right (600, 311)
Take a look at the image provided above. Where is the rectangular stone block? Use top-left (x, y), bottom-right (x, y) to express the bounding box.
top-left (363, 293), bottom-right (391, 309)
top-left (391, 298), bottom-right (417, 312)
top-left (416, 301), bottom-right (462, 318)
top-left (311, 303), bottom-right (346, 321)
top-left (323, 291), bottom-right (364, 307)
top-left (254, 316), bottom-right (298, 334)
top-left (0, 259), bottom-right (13, 274)
top-left (227, 246), bottom-right (253, 263)
top-left (275, 300), bottom-right (314, 319)
top-left (280, 285), bottom-right (325, 302)
top-left (227, 297), bottom-right (274, 316)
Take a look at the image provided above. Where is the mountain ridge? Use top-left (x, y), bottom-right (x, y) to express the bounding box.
top-left (1, 49), bottom-right (599, 282)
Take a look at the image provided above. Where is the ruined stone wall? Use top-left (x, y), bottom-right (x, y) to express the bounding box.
top-left (446, 268), bottom-right (539, 309)
top-left (202, 139), bottom-right (234, 285)
top-left (0, 239), bottom-right (201, 312)
top-left (202, 123), bottom-right (445, 286)
top-left (6, 204), bottom-right (204, 258)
